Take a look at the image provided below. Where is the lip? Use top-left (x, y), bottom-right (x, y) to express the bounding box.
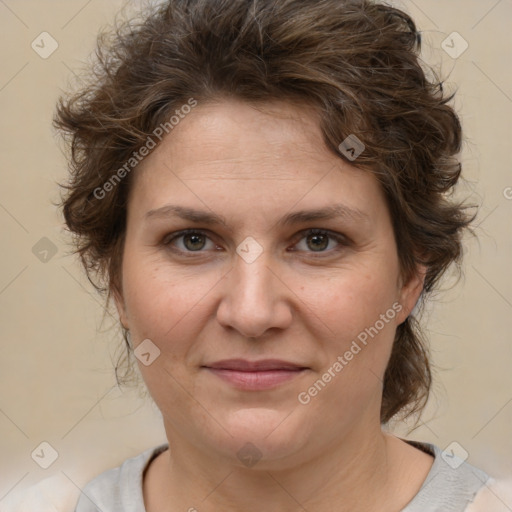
top-left (202, 359), bottom-right (309, 391)
top-left (204, 359), bottom-right (308, 371)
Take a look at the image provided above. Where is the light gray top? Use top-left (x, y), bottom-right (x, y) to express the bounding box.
top-left (74, 440), bottom-right (490, 512)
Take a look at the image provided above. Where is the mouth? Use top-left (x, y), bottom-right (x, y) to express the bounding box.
top-left (202, 359), bottom-right (309, 391)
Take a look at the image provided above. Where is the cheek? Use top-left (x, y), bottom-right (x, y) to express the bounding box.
top-left (308, 269), bottom-right (400, 393)
top-left (299, 278), bottom-right (399, 421)
top-left (121, 251), bottom-right (213, 338)
top-left (315, 268), bottom-right (399, 336)
top-left (121, 258), bottom-right (209, 408)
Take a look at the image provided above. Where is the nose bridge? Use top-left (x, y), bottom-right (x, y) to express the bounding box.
top-left (232, 233), bottom-right (272, 290)
top-left (232, 245), bottom-right (275, 311)
top-left (217, 242), bottom-right (289, 338)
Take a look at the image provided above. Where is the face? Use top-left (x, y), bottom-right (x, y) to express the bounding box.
top-left (114, 99), bottom-right (424, 469)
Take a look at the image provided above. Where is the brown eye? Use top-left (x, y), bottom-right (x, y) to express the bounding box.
top-left (306, 232), bottom-right (329, 252)
top-left (163, 229), bottom-right (216, 255)
top-left (293, 229), bottom-right (349, 255)
top-left (182, 232), bottom-right (207, 251)
top-left (163, 228), bottom-right (349, 258)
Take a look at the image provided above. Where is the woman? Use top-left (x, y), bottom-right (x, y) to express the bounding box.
top-left (50, 0), bottom-right (505, 510)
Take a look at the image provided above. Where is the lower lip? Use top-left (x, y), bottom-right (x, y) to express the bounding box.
top-left (204, 368), bottom-right (307, 390)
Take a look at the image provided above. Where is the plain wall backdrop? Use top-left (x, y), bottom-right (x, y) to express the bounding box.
top-left (0, 0), bottom-right (511, 504)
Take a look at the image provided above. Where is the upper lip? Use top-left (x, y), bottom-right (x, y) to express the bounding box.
top-left (204, 359), bottom-right (308, 371)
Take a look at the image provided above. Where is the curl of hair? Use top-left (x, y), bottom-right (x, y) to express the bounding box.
top-left (54, 0), bottom-right (476, 425)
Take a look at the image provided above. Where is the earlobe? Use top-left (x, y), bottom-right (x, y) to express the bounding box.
top-left (112, 286), bottom-right (129, 330)
top-left (397, 264), bottom-right (427, 324)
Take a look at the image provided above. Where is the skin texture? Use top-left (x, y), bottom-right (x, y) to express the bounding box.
top-left (114, 99), bottom-right (433, 512)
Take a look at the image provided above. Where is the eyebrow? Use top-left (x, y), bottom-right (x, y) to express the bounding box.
top-left (145, 204), bottom-right (369, 229)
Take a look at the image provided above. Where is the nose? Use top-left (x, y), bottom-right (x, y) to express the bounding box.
top-left (216, 249), bottom-right (293, 339)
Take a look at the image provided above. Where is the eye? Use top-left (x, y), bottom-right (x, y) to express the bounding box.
top-left (291, 228), bottom-right (349, 255)
top-left (163, 229), bottom-right (218, 255)
top-left (162, 228), bottom-right (349, 257)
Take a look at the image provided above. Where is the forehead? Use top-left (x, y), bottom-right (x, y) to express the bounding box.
top-left (140, 99), bottom-right (326, 178)
top-left (129, 99), bottom-right (385, 223)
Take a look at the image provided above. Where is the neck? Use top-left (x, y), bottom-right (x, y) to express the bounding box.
top-left (145, 424), bottom-right (402, 512)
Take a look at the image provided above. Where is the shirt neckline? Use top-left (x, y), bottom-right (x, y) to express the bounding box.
top-left (135, 439), bottom-right (487, 512)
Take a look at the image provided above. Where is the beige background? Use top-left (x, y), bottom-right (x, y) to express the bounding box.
top-left (0, 0), bottom-right (511, 505)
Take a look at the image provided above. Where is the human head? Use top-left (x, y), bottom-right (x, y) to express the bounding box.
top-left (54, 0), bottom-right (474, 425)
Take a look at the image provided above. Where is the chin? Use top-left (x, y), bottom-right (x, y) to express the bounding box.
top-left (208, 407), bottom-right (310, 468)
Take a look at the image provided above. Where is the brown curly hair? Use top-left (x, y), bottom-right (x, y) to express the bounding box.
top-left (53, 0), bottom-right (476, 425)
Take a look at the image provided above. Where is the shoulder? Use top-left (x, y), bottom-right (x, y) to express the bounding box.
top-left (401, 440), bottom-right (492, 512)
top-left (465, 477), bottom-right (512, 512)
top-left (74, 444), bottom-right (169, 512)
top-left (0, 473), bottom-right (79, 512)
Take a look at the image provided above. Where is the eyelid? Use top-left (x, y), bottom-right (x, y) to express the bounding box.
top-left (289, 228), bottom-right (351, 256)
top-left (162, 228), bottom-right (219, 253)
top-left (162, 228), bottom-right (351, 256)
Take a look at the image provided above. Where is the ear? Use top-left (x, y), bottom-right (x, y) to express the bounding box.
top-left (112, 285), bottom-right (130, 330)
top-left (396, 264), bottom-right (427, 325)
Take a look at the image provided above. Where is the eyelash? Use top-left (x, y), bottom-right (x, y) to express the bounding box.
top-left (162, 228), bottom-right (350, 258)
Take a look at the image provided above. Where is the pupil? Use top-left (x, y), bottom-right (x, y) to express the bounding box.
top-left (183, 233), bottom-right (328, 252)
top-left (308, 233), bottom-right (328, 251)
top-left (185, 233), bottom-right (204, 251)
